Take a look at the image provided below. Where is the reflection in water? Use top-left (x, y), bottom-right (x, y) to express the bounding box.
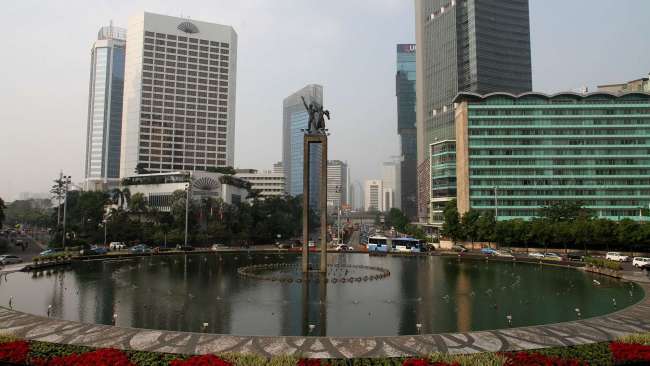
top-left (0, 254), bottom-right (643, 336)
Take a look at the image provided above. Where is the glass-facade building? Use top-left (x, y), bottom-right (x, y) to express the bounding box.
top-left (84, 25), bottom-right (126, 190)
top-left (454, 92), bottom-right (650, 221)
top-left (396, 44), bottom-right (417, 219)
top-left (414, 0), bottom-right (532, 222)
top-left (282, 84), bottom-right (323, 208)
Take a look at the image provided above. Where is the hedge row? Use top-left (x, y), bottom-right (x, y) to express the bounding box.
top-left (2, 333), bottom-right (650, 365)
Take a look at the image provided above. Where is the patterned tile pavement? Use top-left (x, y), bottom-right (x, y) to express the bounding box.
top-left (0, 281), bottom-right (649, 358)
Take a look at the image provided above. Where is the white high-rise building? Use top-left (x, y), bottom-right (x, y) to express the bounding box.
top-left (382, 157), bottom-right (401, 211)
top-left (120, 12), bottom-right (237, 177)
top-left (327, 160), bottom-right (348, 211)
top-left (364, 180), bottom-right (383, 212)
top-left (84, 25), bottom-right (127, 191)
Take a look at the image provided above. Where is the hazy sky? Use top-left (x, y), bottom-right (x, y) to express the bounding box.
top-left (1, 0), bottom-right (649, 201)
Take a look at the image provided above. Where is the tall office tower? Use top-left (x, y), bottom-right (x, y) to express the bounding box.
top-left (84, 25), bottom-right (127, 191)
top-left (396, 44), bottom-right (417, 219)
top-left (120, 12), bottom-right (237, 177)
top-left (414, 0), bottom-right (532, 222)
top-left (327, 160), bottom-right (348, 211)
top-left (282, 84), bottom-right (323, 207)
top-left (349, 184), bottom-right (356, 211)
top-left (364, 180), bottom-right (383, 212)
top-left (382, 158), bottom-right (401, 212)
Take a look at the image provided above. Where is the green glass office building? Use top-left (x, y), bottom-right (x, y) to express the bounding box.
top-left (453, 91), bottom-right (650, 221)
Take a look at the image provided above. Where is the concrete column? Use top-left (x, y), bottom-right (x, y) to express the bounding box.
top-left (302, 136), bottom-right (310, 273)
top-left (320, 136), bottom-right (328, 273)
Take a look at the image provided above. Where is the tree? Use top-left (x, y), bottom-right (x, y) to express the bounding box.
top-left (110, 188), bottom-right (131, 209)
top-left (386, 208), bottom-right (409, 233)
top-left (0, 197), bottom-right (5, 227)
top-left (540, 201), bottom-right (592, 223)
top-left (134, 163), bottom-right (151, 175)
top-left (475, 211), bottom-right (496, 243)
top-left (460, 210), bottom-right (481, 244)
top-left (441, 200), bottom-right (463, 243)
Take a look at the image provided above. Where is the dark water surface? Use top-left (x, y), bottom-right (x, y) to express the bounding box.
top-left (0, 253), bottom-right (642, 336)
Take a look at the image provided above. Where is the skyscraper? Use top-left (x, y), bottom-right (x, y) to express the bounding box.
top-left (382, 158), bottom-right (401, 211)
top-left (414, 0), bottom-right (532, 222)
top-left (84, 25), bottom-right (126, 191)
top-left (282, 84), bottom-right (323, 207)
top-left (396, 44), bottom-right (417, 219)
top-left (364, 180), bottom-right (383, 212)
top-left (120, 12), bottom-right (237, 177)
top-left (327, 160), bottom-right (348, 211)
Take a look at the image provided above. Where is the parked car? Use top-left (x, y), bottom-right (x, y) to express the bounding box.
top-left (39, 249), bottom-right (61, 256)
top-left (109, 242), bottom-right (126, 251)
top-left (129, 244), bottom-right (152, 254)
top-left (335, 244), bottom-right (352, 252)
top-left (632, 257), bottom-right (650, 268)
top-left (452, 244), bottom-right (468, 253)
top-left (544, 253), bottom-right (563, 261)
top-left (80, 246), bottom-right (109, 256)
top-left (0, 255), bottom-right (23, 265)
top-left (567, 253), bottom-right (584, 262)
top-left (640, 263), bottom-right (650, 271)
top-left (480, 248), bottom-right (498, 256)
top-left (495, 250), bottom-right (514, 258)
top-left (606, 252), bottom-right (629, 262)
top-left (528, 252), bottom-right (545, 259)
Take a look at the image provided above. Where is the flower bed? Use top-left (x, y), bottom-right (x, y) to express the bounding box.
top-left (2, 332), bottom-right (650, 365)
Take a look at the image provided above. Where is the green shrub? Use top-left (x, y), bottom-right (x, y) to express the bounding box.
top-left (267, 354), bottom-right (301, 366)
top-left (584, 257), bottom-right (622, 271)
top-left (128, 350), bottom-right (183, 365)
top-left (533, 343), bottom-right (613, 366)
top-left (28, 341), bottom-right (92, 359)
top-left (618, 332), bottom-right (650, 346)
top-left (219, 353), bottom-right (269, 366)
top-left (0, 333), bottom-right (16, 344)
top-left (429, 352), bottom-right (506, 366)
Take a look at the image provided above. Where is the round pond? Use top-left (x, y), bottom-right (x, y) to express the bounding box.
top-left (0, 253), bottom-right (642, 336)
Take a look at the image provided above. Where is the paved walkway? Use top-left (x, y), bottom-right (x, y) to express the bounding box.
top-left (0, 282), bottom-right (649, 358)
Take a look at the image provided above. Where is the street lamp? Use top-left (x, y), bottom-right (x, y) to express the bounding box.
top-left (184, 181), bottom-right (191, 247)
top-left (102, 219), bottom-right (108, 246)
top-left (62, 175), bottom-right (71, 249)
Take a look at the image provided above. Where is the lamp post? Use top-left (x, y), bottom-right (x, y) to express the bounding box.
top-left (62, 175), bottom-right (71, 249)
top-left (102, 219), bottom-right (108, 246)
top-left (184, 181), bottom-right (191, 247)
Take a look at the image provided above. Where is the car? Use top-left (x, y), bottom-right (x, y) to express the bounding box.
top-left (544, 253), bottom-right (563, 261)
top-left (211, 244), bottom-right (227, 251)
top-left (277, 243), bottom-right (292, 249)
top-left (109, 242), bottom-right (126, 250)
top-left (606, 252), bottom-right (629, 262)
top-left (39, 248), bottom-right (61, 256)
top-left (129, 244), bottom-right (152, 254)
top-left (0, 255), bottom-right (23, 265)
top-left (452, 244), bottom-right (468, 253)
top-left (567, 253), bottom-right (584, 262)
top-left (176, 245), bottom-right (195, 252)
top-left (641, 263), bottom-right (650, 271)
top-left (80, 246), bottom-right (109, 256)
top-left (495, 250), bottom-right (514, 258)
top-left (335, 244), bottom-right (352, 252)
top-left (528, 252), bottom-right (545, 259)
top-left (480, 248), bottom-right (498, 256)
top-left (632, 257), bottom-right (650, 268)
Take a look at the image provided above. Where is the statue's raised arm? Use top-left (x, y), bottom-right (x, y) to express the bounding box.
top-left (301, 96), bottom-right (309, 111)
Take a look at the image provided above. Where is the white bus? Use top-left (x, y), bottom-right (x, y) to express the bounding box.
top-left (367, 236), bottom-right (390, 253)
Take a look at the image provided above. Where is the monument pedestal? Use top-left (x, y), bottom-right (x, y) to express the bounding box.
top-left (302, 133), bottom-right (328, 274)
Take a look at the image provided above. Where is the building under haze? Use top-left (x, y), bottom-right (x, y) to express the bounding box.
top-left (282, 84), bottom-right (323, 208)
top-left (396, 44), bottom-right (417, 220)
top-left (120, 12), bottom-right (237, 177)
top-left (414, 0), bottom-right (533, 223)
top-left (598, 73), bottom-right (650, 94)
top-left (382, 158), bottom-right (401, 212)
top-left (364, 180), bottom-right (383, 212)
top-left (235, 169), bottom-right (285, 198)
top-left (84, 25), bottom-right (127, 191)
top-left (453, 91), bottom-right (650, 221)
top-left (327, 160), bottom-right (348, 212)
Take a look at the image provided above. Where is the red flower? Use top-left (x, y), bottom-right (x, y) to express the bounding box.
top-left (505, 352), bottom-right (586, 366)
top-left (170, 354), bottom-right (232, 366)
top-left (610, 342), bottom-right (650, 363)
top-left (0, 340), bottom-right (29, 364)
top-left (402, 359), bottom-right (458, 366)
top-left (45, 348), bottom-right (134, 366)
top-left (297, 360), bottom-right (323, 366)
